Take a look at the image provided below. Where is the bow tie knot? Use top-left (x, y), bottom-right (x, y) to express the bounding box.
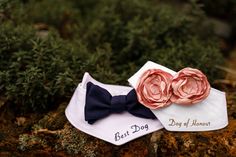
top-left (85, 82), bottom-right (156, 124)
top-left (111, 95), bottom-right (127, 113)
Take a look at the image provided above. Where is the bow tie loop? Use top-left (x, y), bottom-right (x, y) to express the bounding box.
top-left (111, 95), bottom-right (127, 113)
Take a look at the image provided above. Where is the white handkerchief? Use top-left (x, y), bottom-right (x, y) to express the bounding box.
top-left (128, 61), bottom-right (228, 131)
top-left (65, 72), bottom-right (163, 145)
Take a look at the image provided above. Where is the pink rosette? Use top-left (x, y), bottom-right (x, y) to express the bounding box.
top-left (136, 69), bottom-right (173, 109)
top-left (170, 67), bottom-right (210, 105)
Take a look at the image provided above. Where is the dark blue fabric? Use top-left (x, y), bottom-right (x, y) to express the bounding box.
top-left (85, 82), bottom-right (157, 124)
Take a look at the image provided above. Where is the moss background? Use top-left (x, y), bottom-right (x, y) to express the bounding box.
top-left (0, 0), bottom-right (236, 156)
top-left (0, 0), bottom-right (225, 112)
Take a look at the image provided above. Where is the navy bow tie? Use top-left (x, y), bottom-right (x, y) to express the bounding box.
top-left (85, 82), bottom-right (156, 124)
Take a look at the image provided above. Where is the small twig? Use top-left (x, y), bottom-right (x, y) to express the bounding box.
top-left (214, 79), bottom-right (236, 87)
top-left (33, 128), bottom-right (62, 135)
top-left (215, 65), bottom-right (236, 75)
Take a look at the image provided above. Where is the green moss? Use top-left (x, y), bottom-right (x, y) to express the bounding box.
top-left (18, 134), bottom-right (47, 151)
top-left (76, 0), bottom-right (223, 82)
top-left (59, 124), bottom-right (97, 156)
top-left (0, 22), bottom-right (85, 112)
top-left (34, 103), bottom-right (67, 130)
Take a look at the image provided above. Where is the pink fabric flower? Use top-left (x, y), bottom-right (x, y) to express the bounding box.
top-left (136, 69), bottom-right (173, 109)
top-left (170, 67), bottom-right (210, 105)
